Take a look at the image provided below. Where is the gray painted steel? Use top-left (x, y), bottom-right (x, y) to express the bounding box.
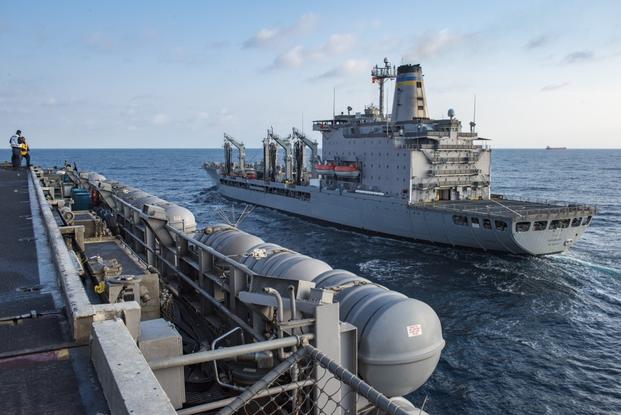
top-left (207, 63), bottom-right (596, 256)
top-left (91, 319), bottom-right (177, 415)
top-left (211, 176), bottom-right (593, 255)
top-left (200, 225), bottom-right (445, 396)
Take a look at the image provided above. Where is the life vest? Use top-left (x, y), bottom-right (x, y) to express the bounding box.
top-left (19, 143), bottom-right (29, 156)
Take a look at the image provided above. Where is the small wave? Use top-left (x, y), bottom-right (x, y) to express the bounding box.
top-left (555, 256), bottom-right (621, 277)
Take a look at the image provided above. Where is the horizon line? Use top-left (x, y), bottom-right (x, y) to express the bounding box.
top-left (28, 147), bottom-right (621, 150)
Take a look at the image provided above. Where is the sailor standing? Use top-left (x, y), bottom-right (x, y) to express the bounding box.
top-left (19, 136), bottom-right (30, 167)
top-left (9, 130), bottom-right (22, 169)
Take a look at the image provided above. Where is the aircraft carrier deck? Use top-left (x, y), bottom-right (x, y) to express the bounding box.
top-left (0, 163), bottom-right (441, 414)
top-left (0, 167), bottom-right (108, 414)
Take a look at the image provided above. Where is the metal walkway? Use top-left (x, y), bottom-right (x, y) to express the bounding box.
top-left (418, 197), bottom-right (595, 218)
top-left (0, 166), bottom-right (108, 414)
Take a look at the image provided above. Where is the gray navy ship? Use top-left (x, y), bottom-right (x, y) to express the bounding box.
top-left (205, 59), bottom-right (596, 255)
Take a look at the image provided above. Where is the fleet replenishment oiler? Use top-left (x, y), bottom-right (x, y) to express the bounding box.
top-left (205, 58), bottom-right (596, 255)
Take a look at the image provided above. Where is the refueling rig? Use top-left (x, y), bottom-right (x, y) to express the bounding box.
top-left (31, 163), bottom-right (445, 414)
top-left (215, 127), bottom-right (320, 186)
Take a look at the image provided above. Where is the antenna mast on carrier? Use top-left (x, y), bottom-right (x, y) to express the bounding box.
top-left (371, 57), bottom-right (396, 118)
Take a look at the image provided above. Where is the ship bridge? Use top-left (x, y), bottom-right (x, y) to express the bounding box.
top-left (313, 60), bottom-right (491, 204)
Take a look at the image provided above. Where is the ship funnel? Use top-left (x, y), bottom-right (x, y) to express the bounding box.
top-left (391, 64), bottom-right (428, 122)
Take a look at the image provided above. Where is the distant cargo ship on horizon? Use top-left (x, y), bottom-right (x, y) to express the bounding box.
top-left (546, 146), bottom-right (567, 150)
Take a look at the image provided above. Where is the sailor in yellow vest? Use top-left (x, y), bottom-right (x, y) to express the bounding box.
top-left (18, 136), bottom-right (30, 167)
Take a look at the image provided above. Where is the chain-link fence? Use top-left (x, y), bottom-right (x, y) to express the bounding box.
top-left (214, 345), bottom-right (411, 415)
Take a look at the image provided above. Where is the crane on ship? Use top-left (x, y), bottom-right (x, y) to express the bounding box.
top-left (265, 128), bottom-right (293, 182)
top-left (291, 127), bottom-right (320, 178)
top-left (223, 133), bottom-right (246, 176)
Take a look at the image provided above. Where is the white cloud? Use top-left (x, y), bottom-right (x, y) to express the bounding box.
top-left (152, 113), bottom-right (170, 125)
top-left (243, 13), bottom-right (319, 49)
top-left (40, 96), bottom-right (89, 108)
top-left (267, 33), bottom-right (356, 70)
top-left (250, 28), bottom-right (279, 47)
top-left (418, 30), bottom-right (462, 57)
top-left (183, 108), bottom-right (233, 129)
top-left (312, 59), bottom-right (368, 80)
top-left (270, 45), bottom-right (305, 69)
top-left (318, 33), bottom-right (356, 56)
top-left (120, 96), bottom-right (153, 122)
top-left (524, 35), bottom-right (549, 50)
top-left (404, 29), bottom-right (468, 61)
top-left (193, 111), bottom-right (210, 122)
top-left (563, 50), bottom-right (595, 64)
top-left (216, 108), bottom-right (234, 124)
top-left (541, 82), bottom-right (570, 92)
top-left (183, 111), bottom-right (210, 131)
top-left (353, 19), bottom-right (382, 30)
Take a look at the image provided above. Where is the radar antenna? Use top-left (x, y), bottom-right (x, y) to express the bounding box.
top-left (470, 94), bottom-right (477, 133)
top-left (371, 57), bottom-right (396, 118)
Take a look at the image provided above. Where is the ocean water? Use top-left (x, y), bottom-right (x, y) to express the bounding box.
top-left (33, 148), bottom-right (621, 414)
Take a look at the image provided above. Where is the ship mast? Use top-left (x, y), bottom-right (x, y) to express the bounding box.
top-left (371, 57), bottom-right (396, 118)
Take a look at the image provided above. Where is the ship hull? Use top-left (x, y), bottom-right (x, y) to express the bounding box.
top-left (209, 172), bottom-right (593, 256)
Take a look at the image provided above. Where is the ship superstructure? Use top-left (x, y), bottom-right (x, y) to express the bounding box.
top-left (205, 59), bottom-right (596, 255)
top-left (313, 62), bottom-right (490, 204)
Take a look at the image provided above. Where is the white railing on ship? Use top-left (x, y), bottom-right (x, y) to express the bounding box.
top-left (497, 194), bottom-right (595, 209)
top-left (416, 200), bottom-right (595, 218)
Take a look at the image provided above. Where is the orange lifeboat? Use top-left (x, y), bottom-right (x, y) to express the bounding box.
top-left (334, 164), bottom-right (360, 178)
top-left (315, 163), bottom-right (336, 175)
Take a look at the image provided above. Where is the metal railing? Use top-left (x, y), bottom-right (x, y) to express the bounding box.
top-left (183, 345), bottom-right (413, 415)
top-left (76, 173), bottom-right (426, 415)
top-left (413, 176), bottom-right (488, 190)
top-left (429, 168), bottom-right (480, 176)
top-left (497, 194), bottom-right (596, 210)
top-left (416, 199), bottom-right (596, 219)
top-left (436, 144), bottom-right (482, 149)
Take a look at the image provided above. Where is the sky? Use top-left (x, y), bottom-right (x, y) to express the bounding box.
top-left (1, 1), bottom-right (620, 149)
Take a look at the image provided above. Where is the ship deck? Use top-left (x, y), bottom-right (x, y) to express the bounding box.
top-left (0, 166), bottom-right (108, 414)
top-left (418, 198), bottom-right (595, 219)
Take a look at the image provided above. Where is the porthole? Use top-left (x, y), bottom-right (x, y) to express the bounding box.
top-left (516, 222), bottom-right (531, 232)
top-left (495, 220), bottom-right (508, 231)
top-left (452, 215), bottom-right (468, 226)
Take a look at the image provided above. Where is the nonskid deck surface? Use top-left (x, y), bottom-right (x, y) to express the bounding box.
top-left (419, 198), bottom-right (593, 218)
top-left (0, 167), bottom-right (108, 414)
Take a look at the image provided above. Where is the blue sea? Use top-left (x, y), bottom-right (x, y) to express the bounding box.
top-left (33, 148), bottom-right (621, 414)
